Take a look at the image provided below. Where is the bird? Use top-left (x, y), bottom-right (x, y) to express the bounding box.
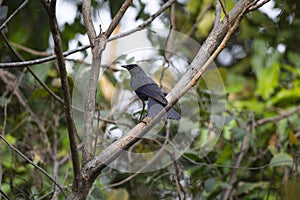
top-left (121, 64), bottom-right (181, 120)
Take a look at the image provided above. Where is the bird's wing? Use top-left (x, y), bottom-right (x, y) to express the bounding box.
top-left (135, 83), bottom-right (168, 105)
top-left (148, 98), bottom-right (181, 120)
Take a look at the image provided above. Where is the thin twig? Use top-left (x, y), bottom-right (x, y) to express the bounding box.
top-left (0, 67), bottom-right (47, 132)
top-left (255, 104), bottom-right (300, 126)
top-left (2, 30), bottom-right (124, 128)
top-left (0, 103), bottom-right (7, 190)
top-left (218, 0), bottom-right (230, 29)
top-left (0, 189), bottom-right (10, 200)
top-left (0, 0), bottom-right (29, 31)
top-left (109, 0), bottom-right (176, 42)
top-left (167, 121), bottom-right (186, 200)
top-left (0, 45), bottom-right (90, 68)
top-left (187, 1), bottom-right (213, 36)
top-left (247, 0), bottom-right (270, 12)
top-left (10, 42), bottom-right (51, 56)
top-left (173, 159), bottom-right (185, 200)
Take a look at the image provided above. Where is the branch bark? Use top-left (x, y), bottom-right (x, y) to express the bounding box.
top-left (82, 0), bottom-right (96, 46)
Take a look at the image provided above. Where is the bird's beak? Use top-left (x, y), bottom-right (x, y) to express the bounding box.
top-left (121, 65), bottom-right (128, 69)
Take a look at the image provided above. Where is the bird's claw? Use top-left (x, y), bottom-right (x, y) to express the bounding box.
top-left (139, 119), bottom-right (147, 125)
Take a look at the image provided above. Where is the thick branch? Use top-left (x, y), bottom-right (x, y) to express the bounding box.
top-left (82, 35), bottom-right (106, 164)
top-left (41, 0), bottom-right (81, 192)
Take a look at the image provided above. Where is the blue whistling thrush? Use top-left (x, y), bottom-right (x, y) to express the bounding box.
top-left (122, 64), bottom-right (180, 120)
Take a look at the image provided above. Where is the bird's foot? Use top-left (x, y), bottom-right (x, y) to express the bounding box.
top-left (139, 119), bottom-right (147, 125)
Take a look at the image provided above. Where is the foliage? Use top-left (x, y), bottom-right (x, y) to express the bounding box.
top-left (0, 0), bottom-right (299, 199)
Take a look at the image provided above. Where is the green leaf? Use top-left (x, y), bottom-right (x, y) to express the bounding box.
top-left (251, 39), bottom-right (268, 76)
top-left (5, 135), bottom-right (16, 145)
top-left (108, 0), bottom-right (125, 18)
top-left (88, 187), bottom-right (105, 200)
top-left (107, 189), bottom-right (129, 200)
top-left (268, 145), bottom-right (277, 156)
top-left (269, 88), bottom-right (300, 105)
top-left (287, 51), bottom-right (300, 68)
top-left (253, 39), bottom-right (268, 55)
top-left (225, 72), bottom-right (245, 93)
top-left (204, 178), bottom-right (216, 192)
top-left (230, 127), bottom-right (245, 140)
top-left (26, 62), bottom-right (52, 84)
top-left (270, 153), bottom-right (293, 168)
top-left (251, 54), bottom-right (265, 77)
top-left (281, 63), bottom-right (300, 77)
top-left (256, 62), bottom-right (279, 100)
top-left (236, 182), bottom-right (268, 195)
top-left (233, 99), bottom-right (265, 113)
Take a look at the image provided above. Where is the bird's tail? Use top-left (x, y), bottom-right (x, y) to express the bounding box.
top-left (148, 98), bottom-right (181, 120)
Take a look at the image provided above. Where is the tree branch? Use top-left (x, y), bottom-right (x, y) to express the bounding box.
top-left (81, 0), bottom-right (105, 165)
top-left (0, 0), bottom-right (29, 31)
top-left (105, 0), bottom-right (133, 38)
top-left (82, 0), bottom-right (96, 46)
top-left (10, 42), bottom-right (51, 56)
top-left (41, 0), bottom-right (81, 192)
top-left (109, 0), bottom-right (176, 42)
top-left (255, 104), bottom-right (300, 126)
top-left (0, 45), bottom-right (89, 68)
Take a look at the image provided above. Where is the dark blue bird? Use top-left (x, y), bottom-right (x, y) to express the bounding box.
top-left (122, 64), bottom-right (180, 120)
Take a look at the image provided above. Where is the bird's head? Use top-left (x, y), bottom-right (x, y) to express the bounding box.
top-left (121, 64), bottom-right (138, 71)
